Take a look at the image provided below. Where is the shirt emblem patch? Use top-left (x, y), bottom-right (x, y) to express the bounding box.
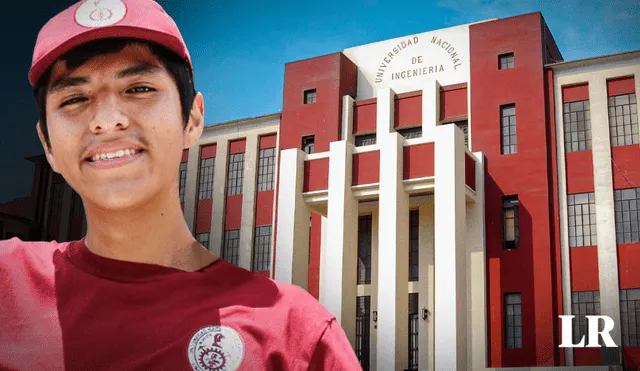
top-left (187, 326), bottom-right (244, 371)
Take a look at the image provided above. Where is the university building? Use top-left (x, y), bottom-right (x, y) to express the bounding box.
top-left (17, 11), bottom-right (640, 371)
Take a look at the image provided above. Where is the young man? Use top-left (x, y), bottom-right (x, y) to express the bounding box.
top-left (0, 1), bottom-right (362, 370)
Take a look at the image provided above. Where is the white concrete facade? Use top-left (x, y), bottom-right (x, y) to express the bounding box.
top-left (552, 52), bottom-right (640, 366)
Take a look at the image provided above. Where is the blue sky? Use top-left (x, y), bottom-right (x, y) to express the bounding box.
top-left (0, 0), bottom-right (638, 203)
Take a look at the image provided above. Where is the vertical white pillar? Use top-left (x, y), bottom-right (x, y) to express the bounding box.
top-left (183, 145), bottom-right (200, 232)
top-left (422, 79), bottom-right (441, 140)
top-left (342, 95), bottom-right (355, 144)
top-left (57, 184), bottom-right (73, 240)
top-left (320, 140), bottom-right (358, 347)
top-left (376, 132), bottom-right (410, 371)
top-left (274, 148), bottom-right (310, 289)
top-left (376, 87), bottom-right (396, 142)
top-left (419, 201), bottom-right (434, 371)
top-left (370, 209), bottom-right (379, 371)
top-left (238, 135), bottom-right (258, 271)
top-left (589, 79), bottom-right (622, 365)
top-left (209, 141), bottom-right (229, 256)
top-left (467, 153), bottom-right (488, 370)
top-left (434, 123), bottom-right (467, 371)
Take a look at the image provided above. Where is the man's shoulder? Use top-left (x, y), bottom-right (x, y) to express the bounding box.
top-left (0, 237), bottom-right (69, 269)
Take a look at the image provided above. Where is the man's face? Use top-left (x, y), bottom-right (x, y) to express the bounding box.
top-left (41, 43), bottom-right (199, 212)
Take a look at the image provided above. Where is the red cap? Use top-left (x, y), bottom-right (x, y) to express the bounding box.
top-left (29, 0), bottom-right (192, 87)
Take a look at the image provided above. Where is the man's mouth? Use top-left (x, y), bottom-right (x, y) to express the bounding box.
top-left (86, 149), bottom-right (144, 162)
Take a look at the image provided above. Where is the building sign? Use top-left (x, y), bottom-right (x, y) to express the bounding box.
top-left (343, 24), bottom-right (470, 99)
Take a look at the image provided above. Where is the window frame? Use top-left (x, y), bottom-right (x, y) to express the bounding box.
top-left (563, 100), bottom-right (592, 152)
top-left (252, 225), bottom-right (272, 272)
top-left (197, 157), bottom-right (215, 200)
top-left (504, 292), bottom-right (522, 349)
top-left (222, 229), bottom-right (240, 266)
top-left (500, 104), bottom-right (517, 155)
top-left (498, 52), bottom-right (515, 70)
top-left (608, 93), bottom-right (638, 147)
top-left (304, 89), bottom-right (317, 104)
top-left (502, 196), bottom-right (520, 250)
top-left (226, 153), bottom-right (245, 196)
top-left (357, 215), bottom-right (373, 285)
top-left (256, 147), bottom-right (276, 192)
top-left (355, 133), bottom-right (377, 147)
top-left (302, 135), bottom-right (315, 154)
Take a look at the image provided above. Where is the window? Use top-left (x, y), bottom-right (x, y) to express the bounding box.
top-left (504, 293), bottom-right (522, 349)
top-left (179, 162), bottom-right (188, 202)
top-left (409, 210), bottom-right (419, 282)
top-left (502, 196), bottom-right (519, 249)
top-left (355, 134), bottom-right (376, 147)
top-left (302, 136), bottom-right (315, 154)
top-left (620, 289), bottom-right (640, 346)
top-left (226, 153), bottom-right (244, 196)
top-left (304, 89), bottom-right (317, 104)
top-left (257, 148), bottom-right (276, 192)
top-left (501, 104), bottom-right (517, 154)
top-left (196, 232), bottom-right (210, 250)
top-left (614, 188), bottom-right (640, 244)
top-left (408, 293), bottom-right (419, 371)
top-left (357, 215), bottom-right (372, 284)
top-left (50, 181), bottom-right (65, 219)
top-left (197, 158), bottom-right (215, 199)
top-left (568, 192), bottom-right (597, 247)
top-left (449, 120), bottom-right (469, 149)
top-left (222, 229), bottom-right (240, 266)
top-left (572, 291), bottom-right (601, 344)
top-left (252, 225), bottom-right (272, 272)
top-left (355, 296), bottom-right (371, 371)
top-left (398, 127), bottom-right (422, 140)
top-left (608, 93), bottom-right (638, 147)
top-left (499, 53), bottom-right (514, 70)
top-left (563, 100), bottom-right (592, 152)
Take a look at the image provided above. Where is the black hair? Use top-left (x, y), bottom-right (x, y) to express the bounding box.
top-left (33, 38), bottom-right (196, 149)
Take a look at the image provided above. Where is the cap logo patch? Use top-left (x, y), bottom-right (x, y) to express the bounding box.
top-left (75, 0), bottom-right (127, 28)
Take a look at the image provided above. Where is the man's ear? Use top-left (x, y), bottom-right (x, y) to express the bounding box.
top-left (184, 92), bottom-right (204, 149)
top-left (36, 121), bottom-right (59, 173)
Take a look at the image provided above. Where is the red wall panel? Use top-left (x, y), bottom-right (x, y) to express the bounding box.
top-left (624, 348), bottom-right (640, 371)
top-left (255, 191), bottom-right (274, 226)
top-left (229, 139), bottom-right (246, 154)
top-left (565, 151), bottom-right (594, 194)
top-left (562, 84), bottom-right (589, 103)
top-left (182, 149), bottom-right (190, 162)
top-left (612, 146), bottom-right (640, 189)
top-left (394, 92), bottom-right (422, 129)
top-left (470, 13), bottom-right (557, 367)
top-left (607, 76), bottom-right (635, 96)
top-left (280, 53), bottom-right (358, 153)
top-left (224, 195), bottom-right (243, 230)
top-left (352, 151), bottom-right (380, 185)
top-left (195, 199), bottom-right (213, 233)
top-left (260, 134), bottom-right (277, 149)
top-left (440, 84), bottom-right (468, 121)
top-left (354, 100), bottom-right (377, 134)
top-left (403, 143), bottom-right (434, 180)
top-left (200, 144), bottom-right (216, 159)
top-left (618, 243), bottom-right (640, 289)
top-left (570, 246), bottom-right (599, 291)
top-left (465, 153), bottom-right (476, 191)
top-left (574, 349), bottom-right (601, 366)
top-left (304, 158), bottom-right (329, 192)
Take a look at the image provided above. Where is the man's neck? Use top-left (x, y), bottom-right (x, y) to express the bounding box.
top-left (82, 191), bottom-right (217, 271)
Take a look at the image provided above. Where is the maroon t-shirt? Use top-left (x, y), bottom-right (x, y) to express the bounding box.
top-left (0, 238), bottom-right (361, 370)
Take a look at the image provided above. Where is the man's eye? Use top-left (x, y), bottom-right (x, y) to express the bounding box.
top-left (60, 97), bottom-right (87, 107)
top-left (128, 86), bottom-right (155, 93)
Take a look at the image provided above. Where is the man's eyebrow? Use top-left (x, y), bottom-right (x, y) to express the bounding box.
top-left (116, 64), bottom-right (162, 79)
top-left (49, 76), bottom-right (90, 93)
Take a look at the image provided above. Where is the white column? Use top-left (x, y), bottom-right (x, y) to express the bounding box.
top-left (589, 79), bottom-right (622, 365)
top-left (342, 95), bottom-right (355, 144)
top-left (238, 135), bottom-right (258, 271)
top-left (467, 153), bottom-right (488, 370)
top-left (419, 201), bottom-right (434, 371)
top-left (376, 87), bottom-right (396, 142)
top-left (209, 141), bottom-right (229, 257)
top-left (422, 79), bottom-right (441, 140)
top-left (370, 209), bottom-right (379, 371)
top-left (434, 123), bottom-right (467, 371)
top-left (319, 140), bottom-right (358, 347)
top-left (376, 132), bottom-right (410, 371)
top-left (183, 145), bottom-right (200, 232)
top-left (274, 148), bottom-right (310, 289)
top-left (57, 184), bottom-right (73, 241)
